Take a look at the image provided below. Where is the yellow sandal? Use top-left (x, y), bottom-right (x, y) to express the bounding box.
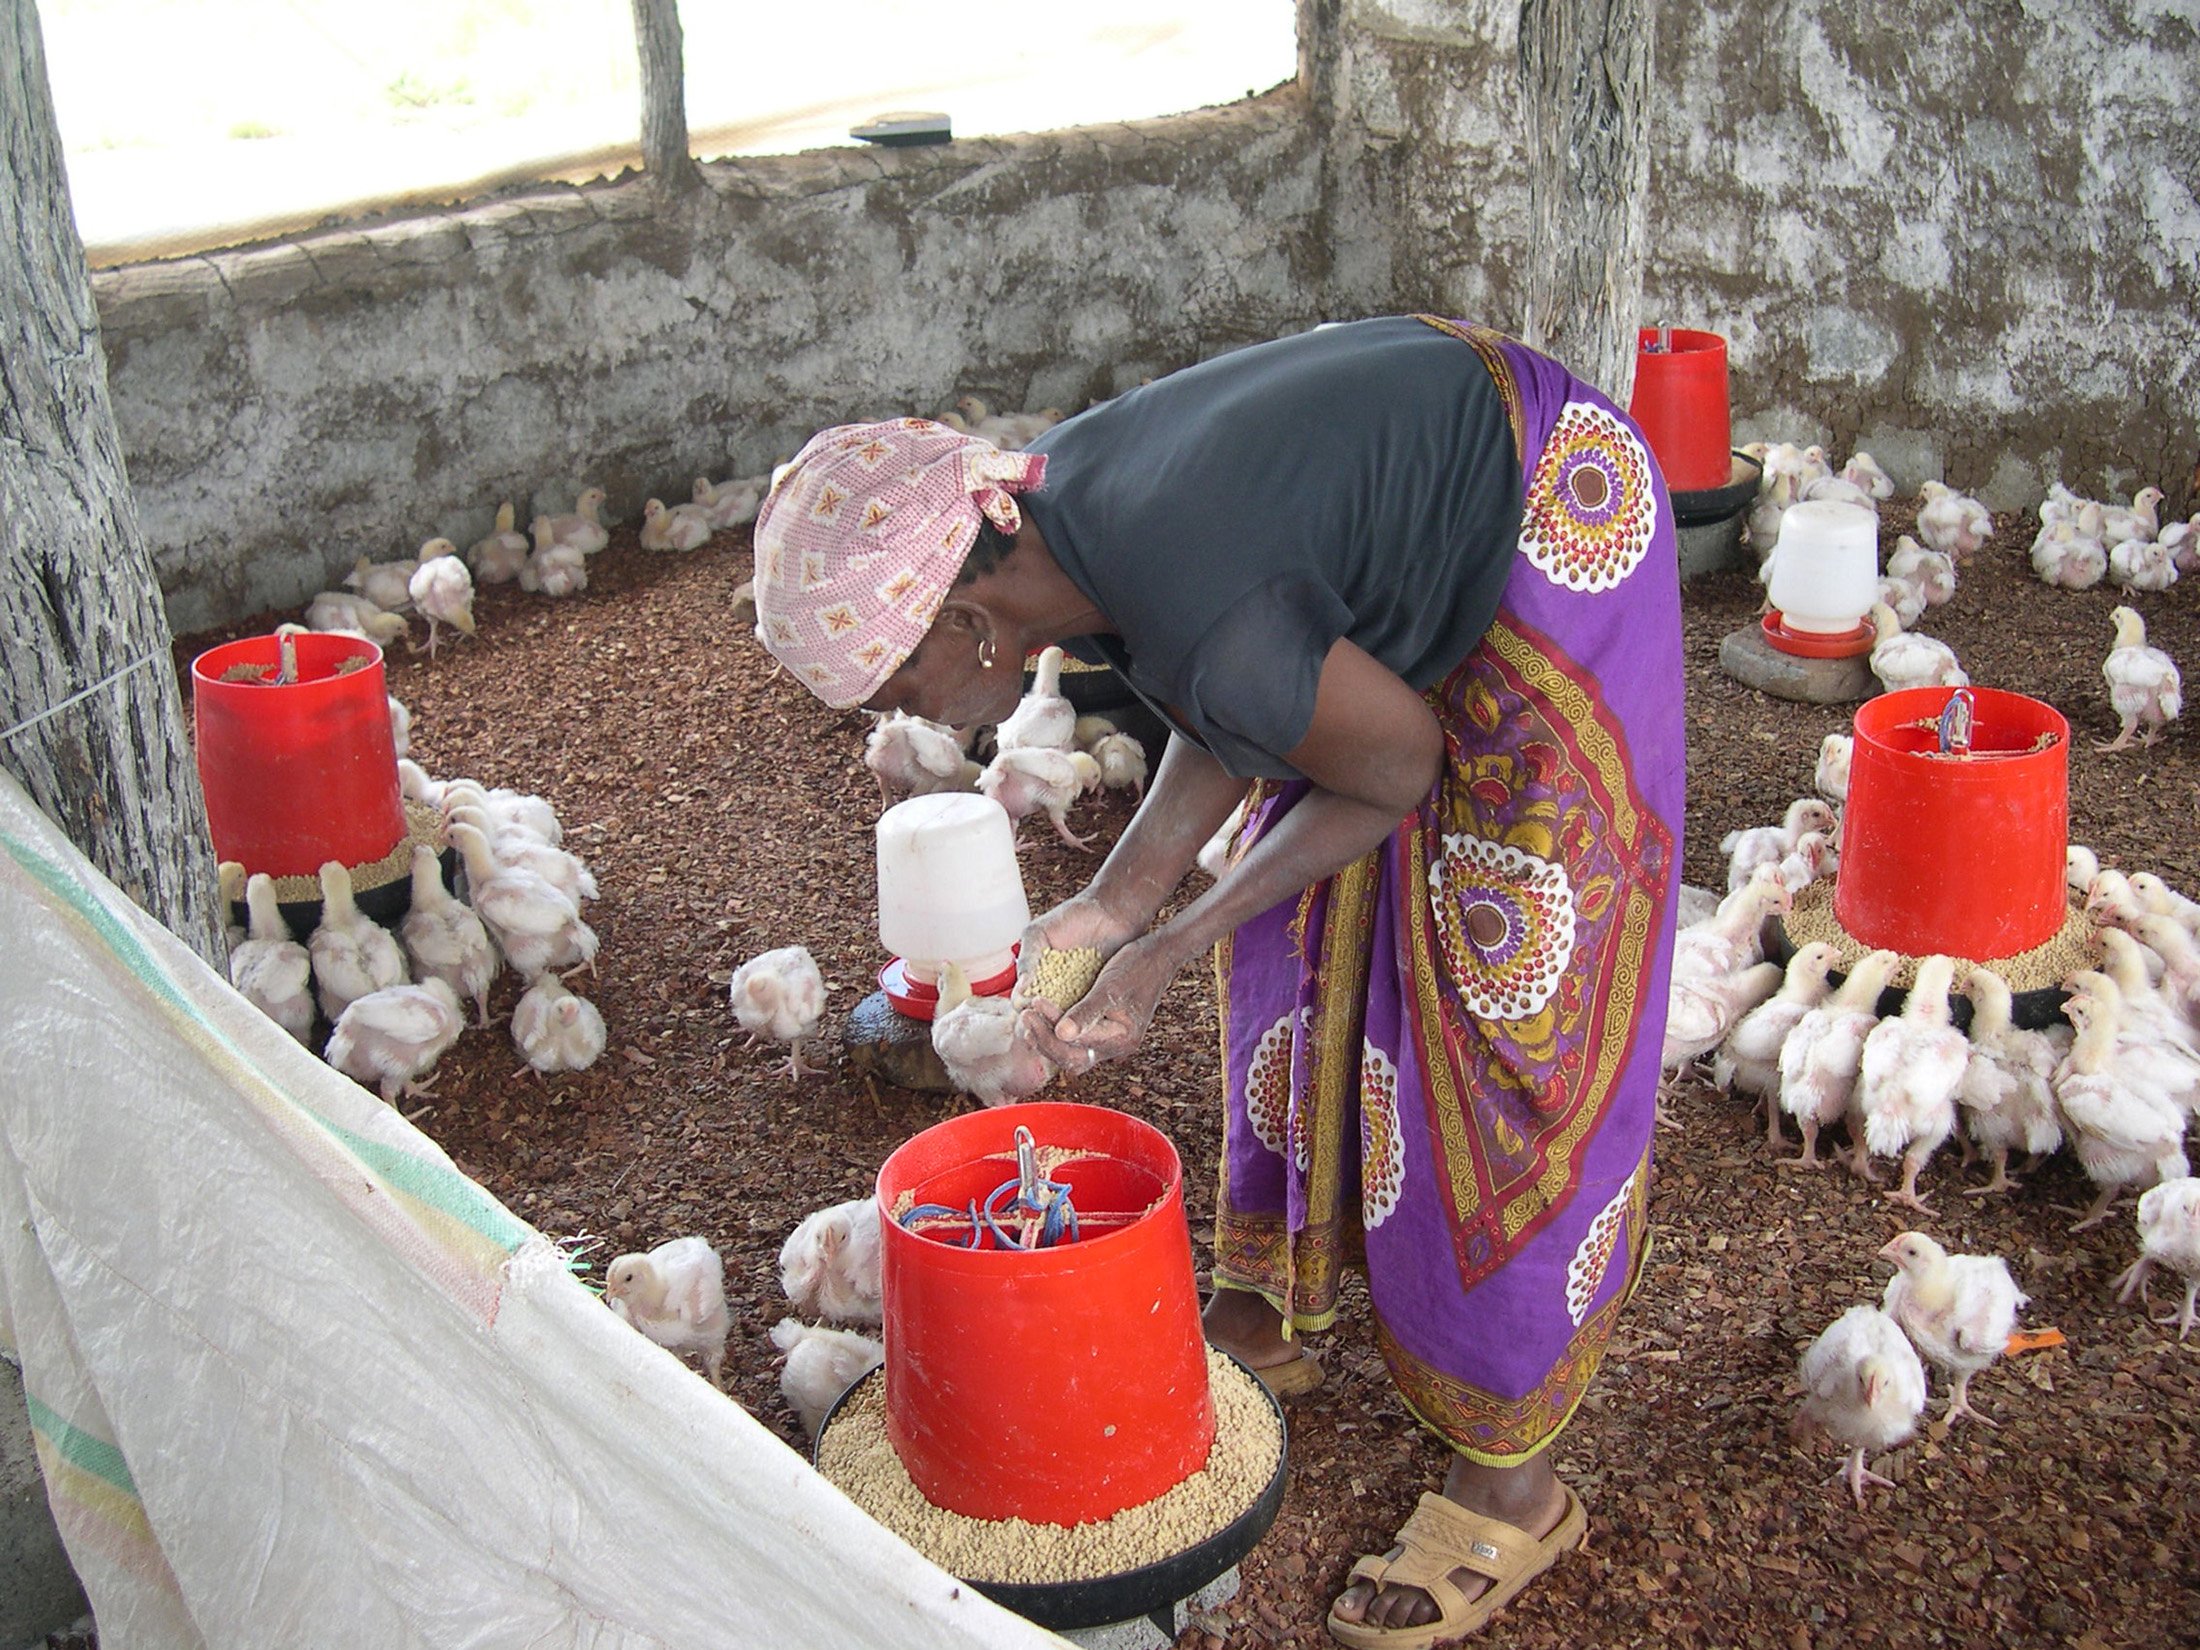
top-left (1325, 1485), bottom-right (1588, 1648)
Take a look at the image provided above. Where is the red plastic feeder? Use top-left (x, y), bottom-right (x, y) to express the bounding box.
top-left (191, 632), bottom-right (407, 879)
top-left (877, 1101), bottom-right (1215, 1526)
top-left (1629, 327), bottom-right (1732, 492)
top-left (1834, 686), bottom-right (2068, 959)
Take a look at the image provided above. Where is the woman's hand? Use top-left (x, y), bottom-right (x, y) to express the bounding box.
top-left (1021, 930), bottom-right (1186, 1072)
top-left (1013, 888), bottom-right (1146, 1006)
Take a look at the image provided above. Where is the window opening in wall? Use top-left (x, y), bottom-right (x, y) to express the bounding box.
top-left (45, 0), bottom-right (1296, 270)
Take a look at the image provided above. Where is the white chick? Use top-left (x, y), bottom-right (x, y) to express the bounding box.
top-left (540, 486), bottom-right (610, 555)
top-left (229, 872), bottom-right (316, 1044)
top-left (520, 521), bottom-right (589, 597)
top-left (1840, 451), bottom-right (1896, 499)
top-left (1674, 884), bottom-right (1722, 929)
top-left (1089, 731), bottom-right (1148, 801)
top-left (864, 710), bottom-right (979, 804)
top-left (2029, 518), bottom-right (2108, 590)
top-left (1664, 959), bottom-right (1781, 1085)
top-left (324, 976), bottom-right (465, 1107)
top-left (1885, 535), bottom-right (1956, 607)
top-left (1914, 479), bottom-right (1993, 560)
top-left (2100, 605), bottom-right (2181, 752)
top-left (604, 1237), bottom-right (730, 1386)
top-left (510, 971), bottom-right (607, 1076)
top-left (1772, 829), bottom-right (1837, 896)
top-left (1867, 602), bottom-right (1966, 695)
top-left (2112, 1177), bottom-right (2200, 1340)
top-left (1746, 463), bottom-right (1799, 560)
top-left (979, 746), bottom-right (1102, 850)
top-left (931, 958), bottom-right (1057, 1105)
top-left (1796, 1305), bottom-right (1927, 1511)
top-left (345, 553), bottom-right (418, 612)
top-left (2066, 844), bottom-right (2101, 896)
top-left (399, 845), bottom-right (498, 1027)
top-left (1715, 941), bottom-right (1843, 1154)
top-left (728, 945), bottom-right (827, 1078)
top-left (1879, 1233), bottom-right (2027, 1428)
top-left (2038, 482), bottom-right (2083, 529)
top-left (2161, 515), bottom-right (2200, 576)
top-left (996, 644), bottom-right (1077, 753)
top-left (1956, 968), bottom-right (2064, 1195)
top-left (398, 757), bottom-right (446, 809)
top-left (694, 474), bottom-right (768, 530)
top-left (779, 1197), bottom-right (883, 1326)
top-left (441, 778), bottom-right (563, 846)
top-left (2099, 927), bottom-right (2200, 1088)
top-left (407, 546), bottom-right (477, 658)
top-left (1855, 955), bottom-right (1967, 1207)
top-left (1802, 473), bottom-right (1879, 513)
top-left (218, 860), bottom-right (248, 950)
top-left (446, 803), bottom-right (597, 904)
top-left (2099, 485), bottom-right (2165, 546)
top-left (2110, 536), bottom-right (2178, 594)
top-left (1778, 949), bottom-right (1904, 1168)
top-left (769, 1318), bottom-right (884, 1438)
top-left (1072, 714), bottom-right (1118, 750)
top-left (638, 498), bottom-right (713, 552)
top-left (386, 694), bottom-right (411, 760)
top-left (2056, 980), bottom-right (2191, 1230)
top-left (2129, 874), bottom-right (2200, 936)
top-left (309, 860), bottom-right (409, 1023)
top-left (448, 822), bottom-right (598, 979)
top-left (1672, 865), bottom-right (1792, 982)
top-left (1720, 799), bottom-right (1837, 893)
top-left (1876, 573), bottom-right (1927, 629)
top-left (303, 591), bottom-right (410, 644)
top-left (1814, 734), bottom-right (1853, 804)
top-left (468, 501), bottom-right (531, 584)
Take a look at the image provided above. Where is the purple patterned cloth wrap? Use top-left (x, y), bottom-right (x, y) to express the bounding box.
top-left (1211, 320), bottom-right (1685, 1465)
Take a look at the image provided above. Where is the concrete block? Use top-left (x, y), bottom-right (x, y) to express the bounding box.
top-left (0, 1356), bottom-right (88, 1650)
top-left (1718, 625), bottom-right (1875, 704)
top-left (842, 990), bottom-right (956, 1093)
top-left (1677, 510), bottom-right (1751, 579)
top-left (1057, 1564), bottom-right (1240, 1650)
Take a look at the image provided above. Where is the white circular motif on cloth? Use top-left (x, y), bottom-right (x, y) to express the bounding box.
top-left (1565, 1168), bottom-right (1638, 1325)
top-left (1244, 1011), bottom-right (1297, 1159)
top-left (1518, 400), bottom-right (1659, 594)
top-left (1427, 835), bottom-right (1577, 1020)
top-left (1358, 1040), bottom-right (1406, 1228)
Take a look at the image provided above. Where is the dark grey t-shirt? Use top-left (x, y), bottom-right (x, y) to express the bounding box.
top-left (1022, 316), bottom-right (1524, 780)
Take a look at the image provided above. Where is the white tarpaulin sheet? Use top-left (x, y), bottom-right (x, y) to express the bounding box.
top-left (0, 772), bottom-right (1062, 1650)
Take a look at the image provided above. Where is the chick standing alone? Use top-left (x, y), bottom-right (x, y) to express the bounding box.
top-left (1795, 1305), bottom-right (1927, 1511)
top-left (1878, 1232), bottom-right (2028, 1427)
top-left (2099, 605), bottom-right (2181, 752)
top-left (728, 945), bottom-right (827, 1078)
top-left (510, 972), bottom-right (607, 1076)
top-left (2113, 1177), bottom-right (2200, 1340)
top-left (604, 1237), bottom-right (731, 1387)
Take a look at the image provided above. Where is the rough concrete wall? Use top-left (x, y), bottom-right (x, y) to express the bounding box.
top-left (96, 98), bottom-right (1325, 634)
top-left (1316, 0), bottom-right (2200, 508)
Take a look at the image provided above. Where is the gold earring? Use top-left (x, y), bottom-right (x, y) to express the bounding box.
top-left (978, 637), bottom-right (997, 670)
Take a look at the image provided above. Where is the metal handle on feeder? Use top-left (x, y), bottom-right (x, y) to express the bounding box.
top-left (1938, 689), bottom-right (1975, 757)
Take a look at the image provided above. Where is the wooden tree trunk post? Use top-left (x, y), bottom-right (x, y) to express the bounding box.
top-left (0, 0), bottom-right (225, 964)
top-left (1517, 0), bottom-right (1655, 403)
top-left (629, 0), bottom-right (698, 192)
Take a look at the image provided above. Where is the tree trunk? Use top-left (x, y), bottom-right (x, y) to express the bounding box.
top-left (0, 0), bottom-right (224, 964)
top-left (629, 0), bottom-right (697, 192)
top-left (1517, 0), bottom-right (1655, 402)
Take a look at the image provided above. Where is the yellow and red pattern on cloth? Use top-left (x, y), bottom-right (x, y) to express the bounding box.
top-left (752, 418), bottom-right (1047, 708)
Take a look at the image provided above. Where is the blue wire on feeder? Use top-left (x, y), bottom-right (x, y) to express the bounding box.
top-left (895, 1125), bottom-right (1081, 1251)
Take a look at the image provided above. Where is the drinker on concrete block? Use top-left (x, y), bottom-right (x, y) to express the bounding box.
top-left (812, 1102), bottom-right (1287, 1638)
top-left (1630, 325), bottom-right (1762, 579)
top-left (1774, 684), bottom-right (2081, 1027)
top-left (191, 628), bottom-right (442, 930)
top-left (875, 792), bottom-right (1029, 1020)
top-left (1722, 500), bottom-right (1881, 703)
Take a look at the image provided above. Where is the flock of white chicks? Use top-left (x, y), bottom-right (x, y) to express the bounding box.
top-left (223, 700), bottom-right (607, 1103)
top-left (592, 1194), bottom-right (888, 1441)
top-left (1747, 443), bottom-right (2186, 746)
top-left (295, 474), bottom-right (771, 651)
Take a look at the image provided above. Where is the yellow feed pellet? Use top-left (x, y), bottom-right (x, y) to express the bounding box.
top-left (1016, 944), bottom-right (1105, 1010)
top-left (1781, 878), bottom-right (2097, 994)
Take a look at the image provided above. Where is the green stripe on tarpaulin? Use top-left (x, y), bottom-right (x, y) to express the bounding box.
top-left (2, 829), bottom-right (527, 1256)
top-left (24, 1394), bottom-right (138, 1496)
top-left (321, 1121), bottom-right (530, 1253)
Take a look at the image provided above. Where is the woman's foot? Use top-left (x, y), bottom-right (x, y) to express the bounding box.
top-left (1330, 1455), bottom-right (1570, 1633)
top-left (1202, 1286), bottom-right (1298, 1370)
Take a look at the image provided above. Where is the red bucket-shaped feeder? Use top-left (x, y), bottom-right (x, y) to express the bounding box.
top-left (1628, 327), bottom-right (1732, 493)
top-left (877, 1101), bottom-right (1215, 1527)
top-left (191, 632), bottom-right (407, 880)
top-left (1834, 686), bottom-right (2068, 959)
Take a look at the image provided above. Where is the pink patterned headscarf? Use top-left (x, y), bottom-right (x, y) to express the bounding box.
top-left (752, 418), bottom-right (1049, 709)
